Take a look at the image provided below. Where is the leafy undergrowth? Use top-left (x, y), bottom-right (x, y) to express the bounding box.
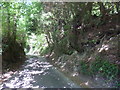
top-left (91, 56), bottom-right (118, 80)
top-left (79, 56), bottom-right (119, 79)
top-left (47, 35), bottom-right (120, 88)
top-left (79, 56), bottom-right (120, 88)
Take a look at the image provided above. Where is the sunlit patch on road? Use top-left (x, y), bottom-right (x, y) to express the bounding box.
top-left (1, 56), bottom-right (80, 89)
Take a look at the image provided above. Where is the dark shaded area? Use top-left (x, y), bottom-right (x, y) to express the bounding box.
top-left (2, 38), bottom-right (25, 73)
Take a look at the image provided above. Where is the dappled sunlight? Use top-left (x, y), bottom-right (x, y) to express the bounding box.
top-left (98, 44), bottom-right (109, 52)
top-left (71, 72), bottom-right (79, 77)
top-left (26, 33), bottom-right (48, 55)
top-left (1, 1), bottom-right (120, 88)
top-left (85, 81), bottom-right (89, 85)
top-left (1, 56), bottom-right (80, 88)
top-left (1, 57), bottom-right (52, 88)
top-left (79, 81), bottom-right (89, 87)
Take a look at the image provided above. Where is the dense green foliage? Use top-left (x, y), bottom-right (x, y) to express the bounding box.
top-left (79, 56), bottom-right (119, 80)
top-left (1, 2), bottom-right (120, 87)
top-left (79, 60), bottom-right (90, 75)
top-left (91, 56), bottom-right (118, 80)
top-left (2, 2), bottom-right (120, 56)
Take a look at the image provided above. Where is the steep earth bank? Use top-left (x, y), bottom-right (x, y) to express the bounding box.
top-left (47, 34), bottom-right (120, 88)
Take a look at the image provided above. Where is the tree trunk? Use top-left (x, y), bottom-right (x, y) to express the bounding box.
top-left (7, 4), bottom-right (10, 38)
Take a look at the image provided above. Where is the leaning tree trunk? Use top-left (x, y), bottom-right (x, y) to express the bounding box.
top-left (2, 5), bottom-right (26, 72)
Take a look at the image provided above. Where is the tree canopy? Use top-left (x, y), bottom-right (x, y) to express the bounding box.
top-left (1, 2), bottom-right (120, 86)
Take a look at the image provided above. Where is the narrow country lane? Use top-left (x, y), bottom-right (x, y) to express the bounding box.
top-left (1, 56), bottom-right (81, 88)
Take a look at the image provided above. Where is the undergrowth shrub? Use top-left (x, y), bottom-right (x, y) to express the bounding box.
top-left (79, 56), bottom-right (119, 80)
top-left (40, 45), bottom-right (53, 55)
top-left (90, 56), bottom-right (118, 80)
top-left (79, 60), bottom-right (91, 75)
